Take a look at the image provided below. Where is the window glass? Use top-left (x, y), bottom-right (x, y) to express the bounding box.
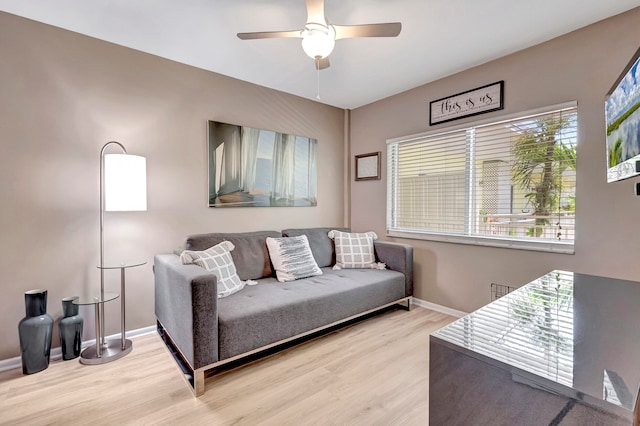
top-left (387, 103), bottom-right (577, 253)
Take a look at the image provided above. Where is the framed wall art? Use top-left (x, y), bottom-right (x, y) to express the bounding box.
top-left (208, 120), bottom-right (318, 207)
top-left (355, 152), bottom-right (381, 181)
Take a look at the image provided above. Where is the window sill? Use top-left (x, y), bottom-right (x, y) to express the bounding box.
top-left (387, 229), bottom-right (575, 254)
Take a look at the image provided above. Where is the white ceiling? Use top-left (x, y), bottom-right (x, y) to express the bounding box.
top-left (2, 0), bottom-right (640, 109)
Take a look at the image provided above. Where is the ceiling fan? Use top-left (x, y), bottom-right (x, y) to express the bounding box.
top-left (237, 0), bottom-right (402, 70)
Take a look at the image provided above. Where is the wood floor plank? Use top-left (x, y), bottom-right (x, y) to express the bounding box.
top-left (0, 307), bottom-right (455, 425)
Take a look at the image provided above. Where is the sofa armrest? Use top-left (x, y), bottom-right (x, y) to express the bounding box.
top-left (374, 241), bottom-right (413, 297)
top-left (154, 254), bottom-right (219, 369)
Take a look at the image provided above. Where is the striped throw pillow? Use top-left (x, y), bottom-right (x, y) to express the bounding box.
top-left (266, 235), bottom-right (323, 282)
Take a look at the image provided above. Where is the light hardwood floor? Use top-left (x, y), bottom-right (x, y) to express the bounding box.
top-left (0, 307), bottom-right (455, 425)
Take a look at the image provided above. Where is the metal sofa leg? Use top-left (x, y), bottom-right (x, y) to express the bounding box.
top-left (398, 297), bottom-right (412, 311)
top-left (194, 369), bottom-right (205, 397)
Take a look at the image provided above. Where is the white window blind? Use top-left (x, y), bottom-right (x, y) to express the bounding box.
top-left (387, 103), bottom-right (577, 253)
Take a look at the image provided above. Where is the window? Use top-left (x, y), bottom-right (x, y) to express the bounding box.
top-left (387, 102), bottom-right (577, 253)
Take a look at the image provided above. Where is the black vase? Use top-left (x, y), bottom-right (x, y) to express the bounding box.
top-left (59, 297), bottom-right (83, 361)
top-left (18, 289), bottom-right (54, 374)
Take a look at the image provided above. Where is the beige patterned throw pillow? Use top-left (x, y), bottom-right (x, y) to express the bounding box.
top-left (180, 241), bottom-right (247, 298)
top-left (328, 230), bottom-right (385, 270)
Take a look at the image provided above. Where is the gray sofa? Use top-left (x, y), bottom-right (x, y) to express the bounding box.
top-left (154, 227), bottom-right (413, 396)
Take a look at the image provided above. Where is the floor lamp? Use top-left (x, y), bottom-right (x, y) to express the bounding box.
top-left (79, 141), bottom-right (147, 364)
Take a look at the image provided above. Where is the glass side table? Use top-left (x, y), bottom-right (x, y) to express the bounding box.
top-left (74, 261), bottom-right (146, 365)
top-left (73, 292), bottom-right (120, 364)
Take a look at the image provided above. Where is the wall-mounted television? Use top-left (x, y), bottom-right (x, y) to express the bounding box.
top-left (207, 120), bottom-right (318, 207)
top-left (606, 46), bottom-right (640, 183)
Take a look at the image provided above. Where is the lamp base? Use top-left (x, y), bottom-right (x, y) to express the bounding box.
top-left (79, 339), bottom-right (132, 365)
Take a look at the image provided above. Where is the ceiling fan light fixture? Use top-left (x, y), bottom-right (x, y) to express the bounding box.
top-left (301, 24), bottom-right (336, 59)
top-left (237, 0), bottom-right (402, 71)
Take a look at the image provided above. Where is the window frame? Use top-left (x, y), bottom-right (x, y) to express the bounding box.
top-left (386, 101), bottom-right (577, 254)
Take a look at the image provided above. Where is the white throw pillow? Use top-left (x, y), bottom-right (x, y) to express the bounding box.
top-left (328, 230), bottom-right (382, 270)
top-left (266, 235), bottom-right (323, 282)
top-left (180, 241), bottom-right (246, 298)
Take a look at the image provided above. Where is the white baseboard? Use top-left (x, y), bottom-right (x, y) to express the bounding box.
top-left (0, 325), bottom-right (157, 373)
top-left (1, 303), bottom-right (465, 373)
top-left (412, 297), bottom-right (468, 318)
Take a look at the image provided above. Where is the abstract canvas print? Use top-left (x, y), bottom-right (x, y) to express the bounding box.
top-left (208, 121), bottom-right (318, 207)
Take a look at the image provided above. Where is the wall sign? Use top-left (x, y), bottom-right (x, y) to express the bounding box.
top-left (429, 81), bottom-right (504, 125)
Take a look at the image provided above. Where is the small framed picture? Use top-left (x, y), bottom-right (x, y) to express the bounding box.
top-left (355, 152), bottom-right (381, 181)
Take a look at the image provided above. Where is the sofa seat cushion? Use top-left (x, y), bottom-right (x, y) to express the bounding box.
top-left (217, 267), bottom-right (406, 360)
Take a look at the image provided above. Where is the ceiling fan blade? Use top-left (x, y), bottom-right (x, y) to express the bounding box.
top-left (334, 23), bottom-right (402, 39)
top-left (306, 0), bottom-right (326, 24)
top-left (315, 57), bottom-right (330, 70)
top-left (237, 30), bottom-right (302, 40)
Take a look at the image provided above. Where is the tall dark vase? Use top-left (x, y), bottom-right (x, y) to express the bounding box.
top-left (59, 297), bottom-right (83, 361)
top-left (18, 289), bottom-right (54, 374)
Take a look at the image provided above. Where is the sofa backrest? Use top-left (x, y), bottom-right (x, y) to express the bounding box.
top-left (281, 227), bottom-right (349, 268)
top-left (183, 231), bottom-right (281, 281)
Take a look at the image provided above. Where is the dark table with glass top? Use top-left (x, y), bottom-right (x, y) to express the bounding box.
top-left (429, 270), bottom-right (640, 426)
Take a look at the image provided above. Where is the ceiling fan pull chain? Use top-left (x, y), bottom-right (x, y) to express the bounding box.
top-left (236, 0), bottom-right (402, 103)
top-left (316, 57), bottom-right (321, 100)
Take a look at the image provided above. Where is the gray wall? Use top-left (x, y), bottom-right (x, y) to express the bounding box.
top-left (0, 12), bottom-right (345, 360)
top-left (349, 7), bottom-right (640, 313)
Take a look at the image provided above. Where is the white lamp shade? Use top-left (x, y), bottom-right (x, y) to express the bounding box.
top-left (301, 26), bottom-right (335, 59)
top-left (104, 154), bottom-right (147, 211)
